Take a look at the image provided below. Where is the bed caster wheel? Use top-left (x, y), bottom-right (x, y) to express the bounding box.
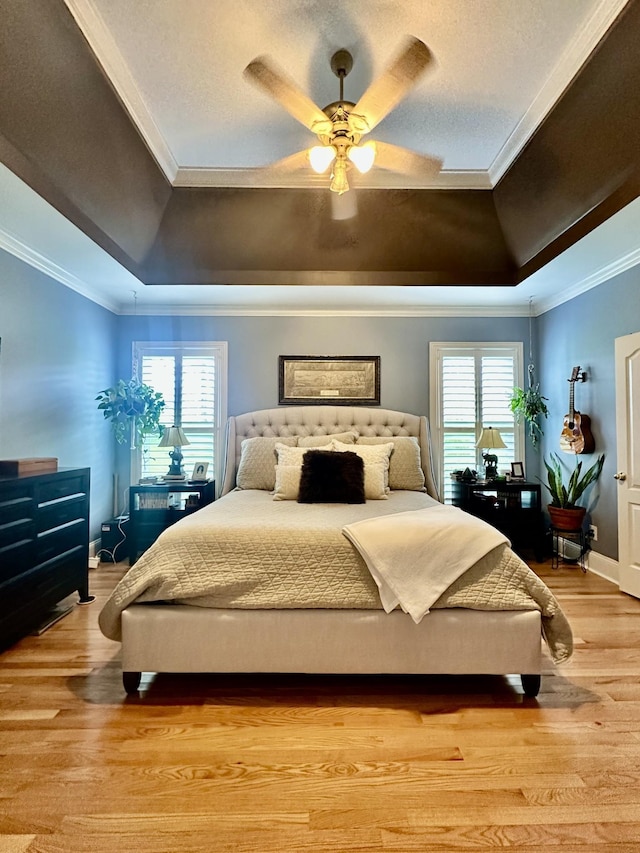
top-left (521, 674), bottom-right (541, 698)
top-left (123, 671), bottom-right (142, 694)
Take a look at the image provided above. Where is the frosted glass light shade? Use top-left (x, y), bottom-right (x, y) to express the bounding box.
top-left (309, 145), bottom-right (336, 174)
top-left (348, 142), bottom-right (375, 173)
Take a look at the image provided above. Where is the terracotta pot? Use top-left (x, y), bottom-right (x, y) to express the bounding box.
top-left (547, 505), bottom-right (586, 531)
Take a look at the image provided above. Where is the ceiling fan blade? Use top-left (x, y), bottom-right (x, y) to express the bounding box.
top-left (352, 37), bottom-right (433, 133)
top-left (259, 149), bottom-right (312, 174)
top-left (373, 141), bottom-right (442, 177)
top-left (331, 187), bottom-right (358, 220)
top-left (244, 57), bottom-right (332, 134)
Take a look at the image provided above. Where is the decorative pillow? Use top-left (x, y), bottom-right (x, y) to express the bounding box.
top-left (236, 436), bottom-right (298, 491)
top-left (298, 450), bottom-right (365, 504)
top-left (298, 431), bottom-right (358, 447)
top-left (331, 440), bottom-right (393, 500)
top-left (272, 443), bottom-right (312, 500)
top-left (357, 436), bottom-right (426, 491)
top-left (273, 463), bottom-right (304, 501)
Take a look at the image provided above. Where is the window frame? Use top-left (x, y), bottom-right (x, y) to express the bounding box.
top-left (429, 341), bottom-right (525, 498)
top-left (132, 341), bottom-right (228, 493)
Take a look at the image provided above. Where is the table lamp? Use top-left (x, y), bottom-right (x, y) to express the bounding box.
top-left (476, 427), bottom-right (506, 480)
top-left (158, 426), bottom-right (190, 480)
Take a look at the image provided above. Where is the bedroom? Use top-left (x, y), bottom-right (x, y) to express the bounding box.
top-left (1, 1), bottom-right (640, 850)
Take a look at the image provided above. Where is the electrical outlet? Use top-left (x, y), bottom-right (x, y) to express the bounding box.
top-left (588, 525), bottom-right (598, 541)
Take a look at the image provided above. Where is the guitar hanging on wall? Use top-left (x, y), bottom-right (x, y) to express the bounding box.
top-left (560, 366), bottom-right (595, 454)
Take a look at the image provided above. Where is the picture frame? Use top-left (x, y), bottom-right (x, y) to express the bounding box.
top-left (278, 355), bottom-right (381, 406)
top-left (190, 461), bottom-right (209, 481)
top-left (510, 461), bottom-right (525, 480)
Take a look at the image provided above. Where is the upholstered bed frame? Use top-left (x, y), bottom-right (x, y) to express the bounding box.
top-left (120, 406), bottom-right (543, 696)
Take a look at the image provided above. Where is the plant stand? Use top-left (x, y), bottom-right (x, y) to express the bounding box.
top-left (551, 525), bottom-right (588, 573)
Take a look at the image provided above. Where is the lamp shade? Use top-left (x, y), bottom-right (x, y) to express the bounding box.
top-left (475, 427), bottom-right (506, 449)
top-left (158, 426), bottom-right (190, 448)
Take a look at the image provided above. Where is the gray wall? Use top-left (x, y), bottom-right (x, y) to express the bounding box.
top-left (3, 240), bottom-right (638, 564)
top-left (116, 313), bottom-right (534, 487)
top-left (0, 251), bottom-right (117, 539)
top-left (537, 265), bottom-right (640, 560)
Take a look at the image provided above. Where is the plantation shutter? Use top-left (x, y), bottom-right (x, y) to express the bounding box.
top-left (430, 343), bottom-right (524, 502)
top-left (134, 343), bottom-right (227, 486)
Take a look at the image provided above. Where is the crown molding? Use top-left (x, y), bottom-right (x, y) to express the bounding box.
top-left (489, 0), bottom-right (630, 184)
top-left (0, 225), bottom-right (120, 313)
top-left (172, 167), bottom-right (492, 190)
top-left (535, 242), bottom-right (640, 315)
top-left (63, 0), bottom-right (179, 183)
top-left (115, 301), bottom-right (531, 318)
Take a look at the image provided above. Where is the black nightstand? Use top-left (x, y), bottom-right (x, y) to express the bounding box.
top-left (450, 480), bottom-right (544, 561)
top-left (128, 481), bottom-right (215, 564)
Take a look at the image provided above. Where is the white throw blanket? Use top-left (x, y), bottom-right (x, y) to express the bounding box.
top-left (342, 504), bottom-right (509, 623)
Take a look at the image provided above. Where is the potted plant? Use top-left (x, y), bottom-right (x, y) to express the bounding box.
top-left (96, 378), bottom-right (165, 447)
top-left (542, 452), bottom-right (605, 531)
top-left (510, 365), bottom-right (549, 448)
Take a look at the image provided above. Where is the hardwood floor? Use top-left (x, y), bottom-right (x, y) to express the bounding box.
top-left (2, 559), bottom-right (640, 851)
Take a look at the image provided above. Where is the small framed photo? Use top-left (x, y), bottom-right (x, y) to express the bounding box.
top-left (510, 461), bottom-right (525, 480)
top-left (191, 461), bottom-right (209, 481)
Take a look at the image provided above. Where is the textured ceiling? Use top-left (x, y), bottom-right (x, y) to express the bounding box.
top-left (68, 0), bottom-right (621, 184)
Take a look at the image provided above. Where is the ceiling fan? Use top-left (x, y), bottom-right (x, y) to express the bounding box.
top-left (244, 37), bottom-right (442, 195)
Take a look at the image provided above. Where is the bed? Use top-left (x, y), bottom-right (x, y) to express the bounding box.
top-left (99, 406), bottom-right (572, 697)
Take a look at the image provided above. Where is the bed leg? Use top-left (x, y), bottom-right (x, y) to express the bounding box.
top-left (521, 674), bottom-right (541, 697)
top-left (123, 671), bottom-right (142, 694)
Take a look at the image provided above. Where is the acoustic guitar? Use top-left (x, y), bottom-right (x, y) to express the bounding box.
top-left (560, 365), bottom-right (595, 454)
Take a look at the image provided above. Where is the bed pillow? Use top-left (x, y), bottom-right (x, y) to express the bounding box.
top-left (298, 430), bottom-right (358, 447)
top-left (297, 450), bottom-right (365, 504)
top-left (356, 436), bottom-right (426, 492)
top-left (331, 439), bottom-right (393, 500)
top-left (272, 443), bottom-right (313, 500)
top-left (236, 435), bottom-right (298, 491)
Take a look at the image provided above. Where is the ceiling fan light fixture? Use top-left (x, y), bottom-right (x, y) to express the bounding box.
top-left (309, 145), bottom-right (336, 174)
top-left (329, 158), bottom-right (349, 194)
top-left (348, 142), bottom-right (375, 174)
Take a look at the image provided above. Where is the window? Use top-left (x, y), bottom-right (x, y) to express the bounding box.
top-left (133, 342), bottom-right (227, 490)
top-left (429, 342), bottom-right (524, 502)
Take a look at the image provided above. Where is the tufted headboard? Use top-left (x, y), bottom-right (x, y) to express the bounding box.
top-left (221, 405), bottom-right (439, 500)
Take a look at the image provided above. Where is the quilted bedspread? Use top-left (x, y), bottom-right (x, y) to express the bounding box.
top-left (98, 489), bottom-right (572, 663)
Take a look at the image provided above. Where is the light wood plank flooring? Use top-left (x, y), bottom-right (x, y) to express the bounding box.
top-left (1, 558), bottom-right (640, 851)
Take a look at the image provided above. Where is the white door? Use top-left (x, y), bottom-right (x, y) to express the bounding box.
top-left (616, 331), bottom-right (640, 596)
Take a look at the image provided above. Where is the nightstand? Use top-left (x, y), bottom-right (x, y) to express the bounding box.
top-left (450, 480), bottom-right (545, 561)
top-left (128, 481), bottom-right (215, 564)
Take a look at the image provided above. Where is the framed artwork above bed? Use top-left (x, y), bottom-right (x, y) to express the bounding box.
top-left (278, 355), bottom-right (380, 405)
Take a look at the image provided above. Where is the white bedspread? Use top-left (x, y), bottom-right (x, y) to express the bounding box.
top-left (99, 489), bottom-right (573, 663)
top-left (343, 504), bottom-right (509, 623)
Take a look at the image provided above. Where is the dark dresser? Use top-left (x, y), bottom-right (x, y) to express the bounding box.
top-left (0, 467), bottom-right (91, 648)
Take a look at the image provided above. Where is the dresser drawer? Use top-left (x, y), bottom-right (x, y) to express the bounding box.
top-left (0, 538), bottom-right (36, 582)
top-left (1, 545), bottom-right (85, 614)
top-left (37, 494), bottom-right (87, 534)
top-left (36, 518), bottom-right (86, 563)
top-left (38, 475), bottom-right (87, 505)
top-left (0, 515), bottom-right (35, 548)
top-left (0, 483), bottom-right (33, 511)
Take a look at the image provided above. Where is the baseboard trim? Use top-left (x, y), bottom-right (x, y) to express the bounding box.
top-left (89, 538), bottom-right (101, 569)
top-left (586, 550), bottom-right (619, 585)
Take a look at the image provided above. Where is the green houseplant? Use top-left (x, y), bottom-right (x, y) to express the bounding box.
top-left (510, 365), bottom-right (549, 448)
top-left (542, 452), bottom-right (605, 531)
top-left (96, 378), bottom-right (165, 447)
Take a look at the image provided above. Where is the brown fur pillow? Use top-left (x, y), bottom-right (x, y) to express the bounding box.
top-left (297, 450), bottom-right (365, 504)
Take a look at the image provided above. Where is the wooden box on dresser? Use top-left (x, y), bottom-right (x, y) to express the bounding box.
top-left (0, 467), bottom-right (91, 649)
